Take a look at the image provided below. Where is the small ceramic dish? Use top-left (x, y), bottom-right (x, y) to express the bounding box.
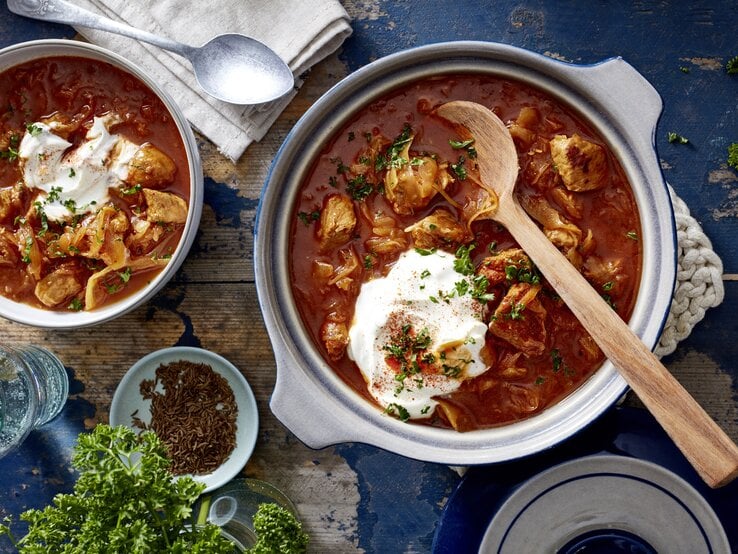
top-left (110, 347), bottom-right (259, 493)
top-left (194, 478), bottom-right (300, 549)
top-left (479, 454), bottom-right (729, 553)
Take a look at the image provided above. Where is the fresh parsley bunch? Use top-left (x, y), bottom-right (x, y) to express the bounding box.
top-left (0, 425), bottom-right (233, 553)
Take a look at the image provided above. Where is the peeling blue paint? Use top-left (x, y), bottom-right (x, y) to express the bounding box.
top-left (335, 443), bottom-right (458, 553)
top-left (145, 286), bottom-right (202, 347)
top-left (204, 177), bottom-right (259, 228)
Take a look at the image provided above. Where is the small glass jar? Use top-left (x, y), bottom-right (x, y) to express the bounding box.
top-left (0, 345), bottom-right (69, 458)
top-left (194, 478), bottom-right (299, 549)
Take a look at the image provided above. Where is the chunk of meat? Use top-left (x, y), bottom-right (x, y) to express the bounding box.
top-left (126, 143), bottom-right (177, 189)
top-left (34, 267), bottom-right (84, 308)
top-left (583, 255), bottom-right (627, 295)
top-left (549, 134), bottom-right (608, 191)
top-left (477, 248), bottom-right (534, 287)
top-left (0, 185), bottom-right (26, 224)
top-left (125, 217), bottom-right (167, 256)
top-left (383, 137), bottom-right (453, 215)
top-left (318, 194), bottom-right (356, 252)
top-left (521, 195), bottom-right (583, 266)
top-left (350, 135), bottom-right (389, 183)
top-left (143, 189), bottom-right (188, 224)
top-left (361, 204), bottom-right (408, 256)
top-left (0, 229), bottom-right (19, 267)
top-left (321, 319), bottom-right (349, 361)
top-left (404, 208), bottom-right (472, 250)
top-left (489, 283), bottom-right (547, 358)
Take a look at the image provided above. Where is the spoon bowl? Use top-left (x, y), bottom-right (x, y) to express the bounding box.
top-left (436, 100), bottom-right (738, 489)
top-left (7, 0), bottom-right (294, 105)
top-left (189, 33), bottom-right (294, 105)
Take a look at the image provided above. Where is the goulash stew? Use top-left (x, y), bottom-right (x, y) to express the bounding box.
top-left (0, 57), bottom-right (189, 312)
top-left (290, 75), bottom-right (642, 431)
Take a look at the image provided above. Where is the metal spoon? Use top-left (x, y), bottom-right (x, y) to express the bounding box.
top-left (7, 0), bottom-right (294, 105)
top-left (437, 100), bottom-right (738, 489)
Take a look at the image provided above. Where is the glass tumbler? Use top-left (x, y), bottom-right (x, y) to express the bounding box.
top-left (0, 345), bottom-right (69, 458)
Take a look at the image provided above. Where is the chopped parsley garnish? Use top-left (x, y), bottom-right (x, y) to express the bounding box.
top-left (450, 155), bottom-right (468, 180)
top-left (68, 298), bottom-right (84, 311)
top-left (420, 405), bottom-right (431, 415)
top-left (449, 138), bottom-right (474, 150)
top-left (346, 174), bottom-right (374, 200)
top-left (504, 261), bottom-right (541, 284)
top-left (470, 274), bottom-right (495, 302)
top-left (118, 267), bottom-right (132, 283)
top-left (626, 230), bottom-right (639, 241)
top-left (297, 210), bottom-right (320, 226)
top-left (34, 201), bottom-right (48, 237)
top-left (375, 124), bottom-right (413, 171)
top-left (46, 186), bottom-right (63, 203)
top-left (667, 131), bottom-right (689, 144)
top-left (551, 349), bottom-right (563, 372)
top-left (441, 362), bottom-right (463, 378)
top-left (364, 131), bottom-right (373, 143)
top-left (420, 269), bottom-right (431, 279)
top-left (453, 244), bottom-right (475, 275)
top-left (535, 376), bottom-right (546, 385)
top-left (726, 55), bottom-right (738, 75)
top-left (63, 198), bottom-right (77, 213)
top-left (415, 247), bottom-right (437, 256)
top-left (602, 294), bottom-right (616, 310)
top-left (602, 281), bottom-right (614, 291)
top-left (0, 147), bottom-right (19, 162)
top-left (506, 302), bottom-right (526, 320)
top-left (26, 123), bottom-right (43, 136)
top-left (449, 137), bottom-right (477, 159)
top-left (120, 184), bottom-right (142, 195)
top-left (347, 131), bottom-right (355, 142)
top-left (385, 403), bottom-right (410, 422)
top-left (330, 156), bottom-right (349, 174)
top-left (363, 254), bottom-right (374, 269)
top-left (68, 168), bottom-right (76, 178)
top-left (21, 236), bottom-right (33, 263)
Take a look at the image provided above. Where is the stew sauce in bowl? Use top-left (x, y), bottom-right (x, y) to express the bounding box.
top-left (289, 74), bottom-right (641, 431)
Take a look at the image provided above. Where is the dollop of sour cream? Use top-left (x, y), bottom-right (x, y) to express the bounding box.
top-left (348, 249), bottom-right (490, 420)
top-left (19, 115), bottom-right (139, 222)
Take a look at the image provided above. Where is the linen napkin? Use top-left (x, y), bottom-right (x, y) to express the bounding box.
top-left (72, 0), bottom-right (352, 161)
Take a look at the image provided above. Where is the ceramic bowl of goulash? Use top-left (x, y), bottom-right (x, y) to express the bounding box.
top-left (0, 40), bottom-right (202, 328)
top-left (255, 42), bottom-right (677, 464)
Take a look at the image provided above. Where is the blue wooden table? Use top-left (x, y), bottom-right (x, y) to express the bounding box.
top-left (1, 2), bottom-right (737, 552)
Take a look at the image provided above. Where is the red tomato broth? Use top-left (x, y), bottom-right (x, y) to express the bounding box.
top-left (0, 56), bottom-right (189, 311)
top-left (289, 74), bottom-right (642, 430)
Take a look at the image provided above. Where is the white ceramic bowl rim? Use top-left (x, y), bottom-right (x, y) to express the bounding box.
top-left (0, 39), bottom-right (203, 329)
top-left (255, 41), bottom-right (677, 465)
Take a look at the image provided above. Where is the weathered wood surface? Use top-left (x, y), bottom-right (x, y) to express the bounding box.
top-left (1, 1), bottom-right (737, 552)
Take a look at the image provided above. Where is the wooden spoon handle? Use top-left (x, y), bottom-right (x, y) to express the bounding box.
top-left (501, 202), bottom-right (738, 488)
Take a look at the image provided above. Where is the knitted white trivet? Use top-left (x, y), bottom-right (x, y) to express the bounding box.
top-left (654, 187), bottom-right (725, 357)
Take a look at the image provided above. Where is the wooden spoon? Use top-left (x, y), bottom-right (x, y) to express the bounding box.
top-left (437, 100), bottom-right (738, 488)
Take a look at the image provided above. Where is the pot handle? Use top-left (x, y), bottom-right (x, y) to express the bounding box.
top-left (269, 342), bottom-right (362, 449)
top-left (565, 57), bottom-right (663, 155)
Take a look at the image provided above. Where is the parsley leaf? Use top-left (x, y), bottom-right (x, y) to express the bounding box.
top-left (727, 143), bottom-right (738, 170)
top-left (0, 425), bottom-right (234, 552)
top-left (726, 55), bottom-right (738, 75)
top-left (667, 131), bottom-right (689, 144)
top-left (346, 174), bottom-right (374, 200)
